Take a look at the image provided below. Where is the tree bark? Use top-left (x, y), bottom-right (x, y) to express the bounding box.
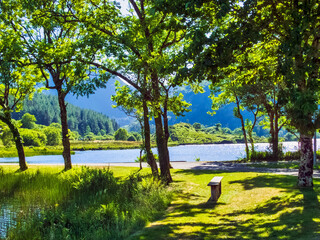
top-left (154, 114), bottom-right (172, 183)
top-left (298, 134), bottom-right (313, 187)
top-left (236, 96), bottom-right (250, 160)
top-left (0, 114), bottom-right (27, 171)
top-left (142, 100), bottom-right (158, 176)
top-left (57, 90), bottom-right (72, 170)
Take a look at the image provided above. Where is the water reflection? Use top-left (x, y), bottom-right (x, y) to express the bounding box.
top-left (0, 202), bottom-right (18, 239)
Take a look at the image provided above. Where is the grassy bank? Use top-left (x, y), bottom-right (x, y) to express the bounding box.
top-left (0, 147), bottom-right (68, 158)
top-left (131, 170), bottom-right (320, 240)
top-left (0, 140), bottom-right (144, 158)
top-left (0, 166), bottom-right (171, 240)
top-left (0, 140), bottom-right (179, 158)
top-left (1, 166), bottom-right (320, 239)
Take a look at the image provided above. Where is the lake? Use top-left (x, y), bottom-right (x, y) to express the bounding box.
top-left (0, 141), bottom-right (307, 164)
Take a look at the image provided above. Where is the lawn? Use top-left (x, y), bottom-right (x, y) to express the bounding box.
top-left (129, 169), bottom-right (320, 240)
top-left (0, 165), bottom-right (319, 239)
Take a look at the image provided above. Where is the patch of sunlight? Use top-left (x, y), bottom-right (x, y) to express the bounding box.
top-left (221, 187), bottom-right (283, 213)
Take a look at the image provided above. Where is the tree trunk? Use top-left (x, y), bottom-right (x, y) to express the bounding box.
top-left (162, 93), bottom-right (173, 168)
top-left (236, 97), bottom-right (250, 160)
top-left (150, 70), bottom-right (172, 183)
top-left (298, 134), bottom-right (313, 187)
top-left (142, 100), bottom-right (158, 176)
top-left (57, 90), bottom-right (72, 170)
top-left (2, 115), bottom-right (27, 171)
top-left (154, 114), bottom-right (172, 183)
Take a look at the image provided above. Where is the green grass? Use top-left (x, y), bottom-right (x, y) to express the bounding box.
top-left (1, 166), bottom-right (320, 239)
top-left (130, 169), bottom-right (320, 240)
top-left (0, 166), bottom-right (171, 240)
top-left (0, 147), bottom-right (67, 158)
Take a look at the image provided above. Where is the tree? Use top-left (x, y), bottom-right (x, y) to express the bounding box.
top-left (112, 82), bottom-right (159, 176)
top-left (4, 0), bottom-right (110, 170)
top-left (71, 0), bottom-right (191, 183)
top-left (114, 128), bottom-right (129, 141)
top-left (0, 17), bottom-right (41, 170)
top-left (193, 122), bottom-right (202, 130)
top-left (247, 0), bottom-right (320, 187)
top-left (21, 113), bottom-right (36, 129)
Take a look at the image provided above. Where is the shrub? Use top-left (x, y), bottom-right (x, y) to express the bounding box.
top-left (114, 128), bottom-right (128, 141)
top-left (1, 127), bottom-right (13, 147)
top-left (20, 129), bottom-right (47, 147)
top-left (21, 113), bottom-right (37, 129)
top-left (131, 132), bottom-right (142, 141)
top-left (44, 127), bottom-right (61, 146)
top-left (127, 135), bottom-right (136, 141)
top-left (8, 168), bottom-right (172, 240)
top-left (192, 122), bottom-right (202, 130)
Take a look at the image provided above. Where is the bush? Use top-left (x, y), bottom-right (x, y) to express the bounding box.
top-left (192, 122), bottom-right (202, 130)
top-left (114, 128), bottom-right (128, 141)
top-left (20, 129), bottom-right (47, 147)
top-left (131, 132), bottom-right (142, 141)
top-left (1, 127), bottom-right (13, 147)
top-left (44, 127), bottom-right (61, 146)
top-left (127, 135), bottom-right (136, 141)
top-left (8, 168), bottom-right (172, 240)
top-left (21, 113), bottom-right (37, 129)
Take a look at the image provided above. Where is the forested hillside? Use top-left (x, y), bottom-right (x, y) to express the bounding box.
top-left (12, 93), bottom-right (119, 136)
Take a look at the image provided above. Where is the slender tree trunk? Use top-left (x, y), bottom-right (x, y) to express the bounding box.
top-left (298, 134), bottom-right (313, 187)
top-left (1, 114), bottom-right (27, 171)
top-left (57, 90), bottom-right (72, 170)
top-left (162, 92), bottom-right (172, 168)
top-left (150, 71), bottom-right (172, 183)
top-left (236, 97), bottom-right (249, 160)
top-left (274, 112), bottom-right (279, 158)
top-left (154, 114), bottom-right (172, 183)
top-left (142, 100), bottom-right (158, 176)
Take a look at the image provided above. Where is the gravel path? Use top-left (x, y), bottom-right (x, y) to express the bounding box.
top-left (3, 161), bottom-right (320, 178)
top-left (93, 161), bottom-right (320, 178)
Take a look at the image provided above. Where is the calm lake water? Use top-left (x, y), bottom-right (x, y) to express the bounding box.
top-left (0, 141), bottom-right (310, 164)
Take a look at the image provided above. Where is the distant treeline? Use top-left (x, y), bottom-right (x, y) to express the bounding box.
top-left (12, 93), bottom-right (119, 136)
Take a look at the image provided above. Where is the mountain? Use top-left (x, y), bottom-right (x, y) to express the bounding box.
top-left (12, 93), bottom-right (119, 136)
top-left (35, 79), bottom-right (256, 131)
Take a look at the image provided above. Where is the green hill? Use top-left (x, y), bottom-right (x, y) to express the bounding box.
top-left (12, 93), bottom-right (119, 136)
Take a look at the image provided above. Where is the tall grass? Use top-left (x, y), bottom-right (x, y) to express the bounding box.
top-left (0, 167), bottom-right (172, 240)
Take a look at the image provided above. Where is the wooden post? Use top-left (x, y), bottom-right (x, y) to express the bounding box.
top-left (208, 176), bottom-right (223, 202)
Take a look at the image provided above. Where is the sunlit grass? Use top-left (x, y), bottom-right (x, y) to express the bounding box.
top-left (0, 165), bottom-right (171, 240)
top-left (1, 165), bottom-right (320, 239)
top-left (130, 170), bottom-right (320, 240)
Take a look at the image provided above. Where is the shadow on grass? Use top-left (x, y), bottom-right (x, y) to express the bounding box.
top-left (132, 174), bottom-right (320, 240)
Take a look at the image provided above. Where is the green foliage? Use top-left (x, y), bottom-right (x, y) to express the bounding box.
top-left (21, 113), bottom-right (36, 129)
top-left (1, 126), bottom-right (13, 147)
top-left (127, 135), bottom-right (136, 141)
top-left (284, 132), bottom-right (298, 142)
top-left (169, 122), bottom-right (245, 144)
top-left (192, 122), bottom-right (202, 130)
top-left (43, 127), bottom-right (61, 146)
top-left (131, 132), bottom-right (142, 141)
top-left (12, 93), bottom-right (119, 136)
top-left (2, 167), bottom-right (171, 240)
top-left (136, 154), bottom-right (159, 163)
top-left (20, 129), bottom-right (47, 147)
top-left (114, 128), bottom-right (128, 141)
